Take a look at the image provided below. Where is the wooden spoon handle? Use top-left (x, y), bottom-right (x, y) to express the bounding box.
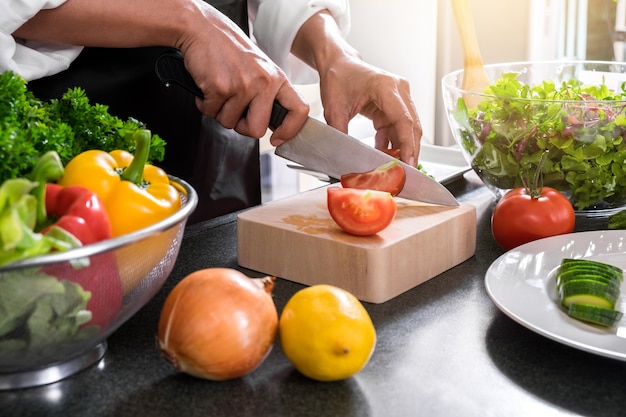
top-left (450, 0), bottom-right (490, 106)
top-left (450, 0), bottom-right (484, 68)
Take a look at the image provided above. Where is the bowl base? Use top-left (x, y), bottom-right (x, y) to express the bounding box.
top-left (575, 206), bottom-right (625, 219)
top-left (0, 341), bottom-right (107, 390)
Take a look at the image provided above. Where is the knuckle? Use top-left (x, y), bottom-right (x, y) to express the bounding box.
top-left (246, 125), bottom-right (268, 139)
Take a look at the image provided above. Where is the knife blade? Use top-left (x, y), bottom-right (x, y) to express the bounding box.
top-left (275, 119), bottom-right (458, 205)
top-left (155, 50), bottom-right (458, 206)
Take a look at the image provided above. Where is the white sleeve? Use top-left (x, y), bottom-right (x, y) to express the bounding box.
top-left (0, 0), bottom-right (83, 81)
top-left (248, 0), bottom-right (350, 84)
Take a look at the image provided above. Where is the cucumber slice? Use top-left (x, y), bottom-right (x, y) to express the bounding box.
top-left (558, 263), bottom-right (623, 279)
top-left (556, 272), bottom-right (622, 289)
top-left (558, 276), bottom-right (621, 300)
top-left (560, 258), bottom-right (623, 279)
top-left (561, 294), bottom-right (615, 310)
top-left (556, 258), bottom-right (624, 327)
top-left (568, 303), bottom-right (623, 327)
top-left (560, 280), bottom-right (618, 309)
top-left (557, 263), bottom-right (623, 279)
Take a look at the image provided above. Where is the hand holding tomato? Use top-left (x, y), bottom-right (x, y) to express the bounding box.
top-left (491, 186), bottom-right (575, 251)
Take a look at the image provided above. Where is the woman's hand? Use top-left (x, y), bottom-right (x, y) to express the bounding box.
top-left (319, 56), bottom-right (421, 167)
top-left (291, 11), bottom-right (421, 166)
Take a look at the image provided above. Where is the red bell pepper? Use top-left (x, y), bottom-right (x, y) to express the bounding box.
top-left (30, 152), bottom-right (123, 330)
top-left (44, 183), bottom-right (113, 245)
top-left (30, 151), bottom-right (112, 245)
top-left (44, 252), bottom-right (123, 330)
top-left (42, 184), bottom-right (122, 330)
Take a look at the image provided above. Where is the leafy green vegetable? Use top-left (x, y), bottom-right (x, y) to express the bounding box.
top-left (608, 209), bottom-right (626, 229)
top-left (0, 71), bottom-right (166, 184)
top-left (0, 152), bottom-right (80, 267)
top-left (0, 184), bottom-right (78, 267)
top-left (454, 73), bottom-right (626, 210)
top-left (0, 268), bottom-right (95, 367)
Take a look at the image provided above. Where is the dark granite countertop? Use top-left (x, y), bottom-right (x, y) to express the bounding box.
top-left (2, 176), bottom-right (626, 417)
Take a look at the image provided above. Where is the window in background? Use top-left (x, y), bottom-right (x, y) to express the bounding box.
top-left (528, 0), bottom-right (618, 61)
top-left (586, 0), bottom-right (617, 60)
top-left (528, 0), bottom-right (588, 60)
top-left (613, 0), bottom-right (626, 60)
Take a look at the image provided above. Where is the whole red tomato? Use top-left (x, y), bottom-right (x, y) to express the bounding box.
top-left (491, 186), bottom-right (575, 251)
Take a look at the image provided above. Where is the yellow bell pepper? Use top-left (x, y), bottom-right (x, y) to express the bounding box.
top-left (59, 129), bottom-right (181, 237)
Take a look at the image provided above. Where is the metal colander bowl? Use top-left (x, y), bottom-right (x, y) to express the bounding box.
top-left (0, 176), bottom-right (197, 390)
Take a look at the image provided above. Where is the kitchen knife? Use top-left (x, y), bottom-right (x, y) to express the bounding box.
top-left (155, 50), bottom-right (459, 206)
top-left (274, 119), bottom-right (458, 205)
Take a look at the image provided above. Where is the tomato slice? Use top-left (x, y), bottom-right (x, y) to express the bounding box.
top-left (327, 187), bottom-right (397, 236)
top-left (381, 148), bottom-right (401, 159)
top-left (340, 160), bottom-right (406, 196)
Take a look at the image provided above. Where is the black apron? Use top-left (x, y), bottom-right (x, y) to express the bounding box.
top-left (27, 0), bottom-right (260, 224)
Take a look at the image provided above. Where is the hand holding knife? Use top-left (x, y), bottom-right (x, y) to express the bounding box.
top-left (155, 50), bottom-right (458, 206)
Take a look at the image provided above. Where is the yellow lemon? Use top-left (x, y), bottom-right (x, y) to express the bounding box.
top-left (279, 284), bottom-right (376, 381)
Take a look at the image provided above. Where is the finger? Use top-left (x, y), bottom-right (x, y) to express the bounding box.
top-left (393, 120), bottom-right (417, 167)
top-left (400, 79), bottom-right (422, 166)
top-left (410, 113), bottom-right (423, 163)
top-left (373, 90), bottom-right (419, 167)
top-left (216, 96), bottom-right (252, 131)
top-left (374, 125), bottom-right (392, 150)
top-left (399, 82), bottom-right (422, 162)
top-left (268, 88), bottom-right (309, 144)
top-left (234, 96), bottom-right (275, 139)
top-left (194, 96), bottom-right (222, 119)
top-left (323, 103), bottom-right (352, 135)
top-left (191, 73), bottom-right (236, 120)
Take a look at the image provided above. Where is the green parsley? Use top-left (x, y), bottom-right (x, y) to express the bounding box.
top-left (0, 71), bottom-right (166, 184)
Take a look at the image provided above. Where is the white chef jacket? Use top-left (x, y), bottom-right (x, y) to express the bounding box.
top-left (0, 0), bottom-right (350, 83)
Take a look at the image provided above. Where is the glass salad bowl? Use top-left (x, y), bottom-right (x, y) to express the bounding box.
top-left (442, 60), bottom-right (626, 216)
top-left (0, 176), bottom-right (197, 390)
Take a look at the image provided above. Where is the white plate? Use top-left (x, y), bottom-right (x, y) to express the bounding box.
top-left (418, 143), bottom-right (471, 184)
top-left (485, 230), bottom-right (626, 361)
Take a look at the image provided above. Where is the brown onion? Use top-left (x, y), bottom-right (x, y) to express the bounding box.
top-left (157, 268), bottom-right (278, 380)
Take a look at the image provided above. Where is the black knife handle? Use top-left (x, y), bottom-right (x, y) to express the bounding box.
top-left (154, 50), bottom-right (287, 129)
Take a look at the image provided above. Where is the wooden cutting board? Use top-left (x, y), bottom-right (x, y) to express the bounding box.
top-left (237, 186), bottom-right (476, 303)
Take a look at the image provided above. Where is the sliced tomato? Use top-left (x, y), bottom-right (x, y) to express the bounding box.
top-left (381, 148), bottom-right (401, 159)
top-left (327, 187), bottom-right (397, 236)
top-left (340, 160), bottom-right (406, 196)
